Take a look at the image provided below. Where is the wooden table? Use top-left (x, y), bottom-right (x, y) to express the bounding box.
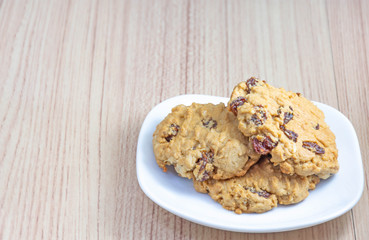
top-left (0, 0), bottom-right (368, 239)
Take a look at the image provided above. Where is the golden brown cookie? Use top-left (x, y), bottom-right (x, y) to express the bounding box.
top-left (153, 103), bottom-right (260, 182)
top-left (193, 156), bottom-right (320, 214)
top-left (228, 77), bottom-right (339, 179)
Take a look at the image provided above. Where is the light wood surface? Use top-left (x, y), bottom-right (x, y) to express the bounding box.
top-left (0, 0), bottom-right (368, 239)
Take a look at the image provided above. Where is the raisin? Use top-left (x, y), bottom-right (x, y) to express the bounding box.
top-left (252, 136), bottom-right (278, 155)
top-left (296, 93), bottom-right (301, 97)
top-left (246, 187), bottom-right (271, 198)
top-left (289, 106), bottom-right (293, 111)
top-left (315, 123), bottom-right (320, 130)
top-left (230, 97), bottom-right (247, 115)
top-left (164, 124), bottom-right (180, 142)
top-left (246, 77), bottom-right (258, 93)
top-left (251, 114), bottom-right (263, 126)
top-left (250, 105), bottom-right (267, 126)
top-left (202, 118), bottom-right (217, 129)
top-left (196, 150), bottom-right (214, 182)
top-left (302, 141), bottom-right (325, 154)
top-left (283, 112), bottom-right (293, 124)
top-left (257, 190), bottom-right (271, 198)
top-left (197, 150), bottom-right (214, 172)
top-left (280, 125), bottom-right (298, 142)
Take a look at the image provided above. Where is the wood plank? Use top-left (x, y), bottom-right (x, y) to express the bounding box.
top-left (327, 0), bottom-right (369, 240)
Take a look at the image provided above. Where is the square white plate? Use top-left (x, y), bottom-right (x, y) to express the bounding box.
top-left (136, 94), bottom-right (364, 233)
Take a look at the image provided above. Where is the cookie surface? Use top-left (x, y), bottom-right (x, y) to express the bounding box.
top-left (193, 156), bottom-right (320, 214)
top-left (153, 103), bottom-right (260, 182)
top-left (228, 78), bottom-right (339, 179)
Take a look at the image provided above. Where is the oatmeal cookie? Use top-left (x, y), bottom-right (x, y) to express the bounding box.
top-left (153, 103), bottom-right (260, 182)
top-left (228, 77), bottom-right (339, 179)
top-left (193, 156), bottom-right (320, 214)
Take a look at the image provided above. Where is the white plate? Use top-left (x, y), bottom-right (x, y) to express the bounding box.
top-left (136, 94), bottom-right (364, 233)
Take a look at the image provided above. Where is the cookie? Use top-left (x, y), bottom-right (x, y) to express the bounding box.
top-left (152, 103), bottom-right (260, 182)
top-left (193, 156), bottom-right (320, 214)
top-left (228, 77), bottom-right (339, 179)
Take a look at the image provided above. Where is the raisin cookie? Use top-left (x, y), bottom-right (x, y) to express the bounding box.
top-left (228, 77), bottom-right (339, 179)
top-left (194, 156), bottom-right (320, 214)
top-left (153, 103), bottom-right (260, 182)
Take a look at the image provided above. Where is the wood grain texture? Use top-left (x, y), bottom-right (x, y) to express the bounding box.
top-left (0, 0), bottom-right (367, 239)
top-left (326, 1), bottom-right (369, 239)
